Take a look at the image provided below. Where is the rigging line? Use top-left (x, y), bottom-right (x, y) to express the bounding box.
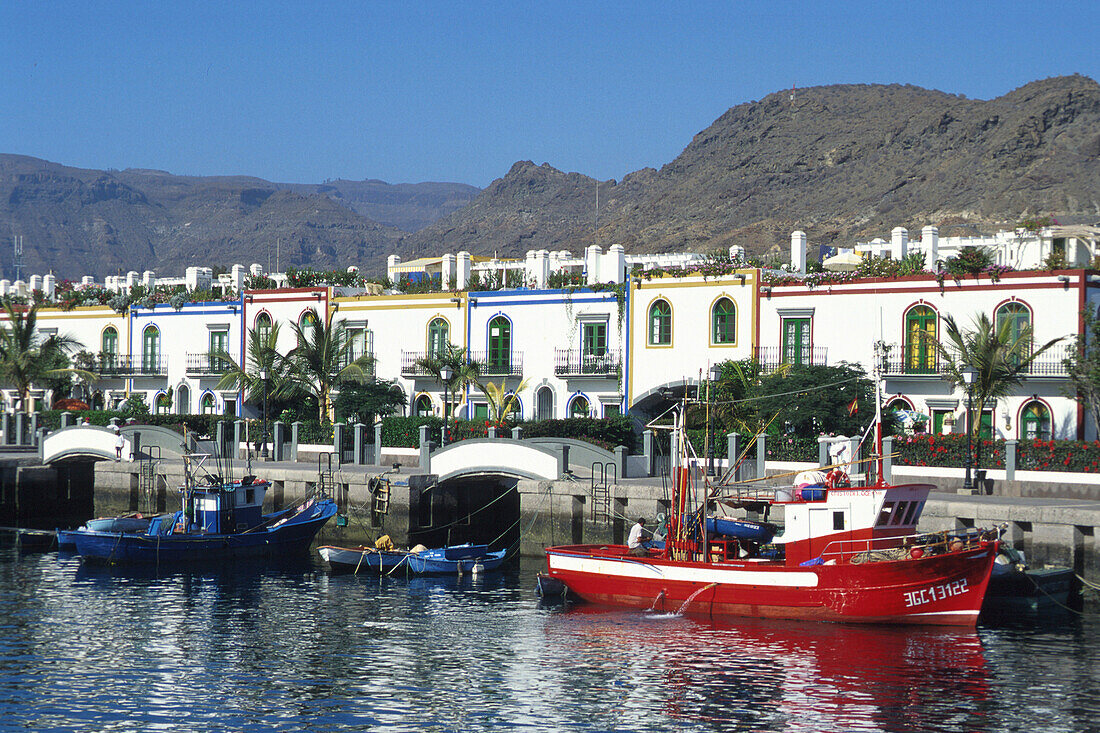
top-left (707, 375), bottom-right (865, 406)
top-left (406, 484), bottom-right (518, 535)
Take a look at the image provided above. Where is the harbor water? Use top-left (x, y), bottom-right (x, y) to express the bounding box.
top-left (1, 544), bottom-right (1099, 732)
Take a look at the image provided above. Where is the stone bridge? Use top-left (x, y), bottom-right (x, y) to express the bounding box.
top-left (40, 424), bottom-right (187, 464)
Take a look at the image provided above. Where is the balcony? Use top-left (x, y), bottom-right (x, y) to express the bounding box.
top-left (338, 348), bottom-right (374, 376)
top-left (96, 355), bottom-right (167, 378)
top-left (752, 346), bottom-right (828, 373)
top-left (400, 350), bottom-right (523, 378)
top-left (186, 353), bottom-right (232, 376)
top-left (882, 343), bottom-right (1073, 378)
top-left (554, 349), bottom-right (621, 377)
top-left (401, 351), bottom-right (434, 377)
top-left (468, 350), bottom-right (523, 378)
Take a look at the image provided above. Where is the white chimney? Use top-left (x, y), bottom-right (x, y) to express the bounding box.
top-left (387, 255), bottom-right (401, 283)
top-left (585, 244), bottom-right (602, 285)
top-left (921, 225), bottom-right (939, 265)
top-left (608, 244), bottom-right (627, 283)
top-left (442, 253), bottom-right (456, 291)
top-left (43, 274), bottom-right (55, 298)
top-left (456, 252), bottom-right (471, 290)
top-left (729, 245), bottom-right (745, 262)
top-left (891, 227), bottom-right (909, 260)
top-left (791, 231), bottom-right (807, 273)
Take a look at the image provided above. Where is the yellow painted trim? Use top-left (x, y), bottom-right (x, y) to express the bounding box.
top-left (644, 295), bottom-right (674, 349)
top-left (334, 291), bottom-right (464, 306)
top-left (633, 270), bottom-right (756, 289)
top-left (425, 314), bottom-right (452, 353)
top-left (707, 293), bottom-right (739, 348)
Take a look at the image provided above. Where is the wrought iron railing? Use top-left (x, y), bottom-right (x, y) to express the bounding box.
top-left (95, 355), bottom-right (167, 377)
top-left (399, 350), bottom-right (523, 378)
top-left (752, 346), bottom-right (828, 372)
top-left (186, 353), bottom-right (232, 375)
top-left (882, 343), bottom-right (1072, 378)
top-left (554, 349), bottom-right (621, 377)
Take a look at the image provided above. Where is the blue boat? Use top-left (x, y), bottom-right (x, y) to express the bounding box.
top-left (705, 516), bottom-right (777, 543)
top-left (406, 543), bottom-right (508, 575)
top-left (318, 545), bottom-right (410, 574)
top-left (58, 515), bottom-right (161, 550)
top-left (70, 471), bottom-right (337, 564)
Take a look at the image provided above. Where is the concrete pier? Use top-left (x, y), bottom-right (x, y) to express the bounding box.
top-left (89, 457), bottom-right (1100, 585)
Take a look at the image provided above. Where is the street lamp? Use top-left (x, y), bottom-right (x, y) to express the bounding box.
top-left (440, 365), bottom-right (454, 446)
top-left (960, 365), bottom-right (977, 492)
top-left (259, 369), bottom-right (269, 459)
top-left (707, 364), bottom-right (721, 476)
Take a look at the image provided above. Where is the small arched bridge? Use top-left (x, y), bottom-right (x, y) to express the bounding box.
top-left (426, 437), bottom-right (624, 482)
top-left (40, 425), bottom-right (186, 464)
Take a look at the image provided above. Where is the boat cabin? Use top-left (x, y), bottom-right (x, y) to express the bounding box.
top-left (155, 475), bottom-right (271, 535)
top-left (768, 483), bottom-right (932, 565)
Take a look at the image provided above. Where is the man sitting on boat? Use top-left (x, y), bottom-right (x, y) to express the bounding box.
top-left (628, 518), bottom-right (651, 557)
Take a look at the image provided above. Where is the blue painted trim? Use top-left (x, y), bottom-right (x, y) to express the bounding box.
top-left (623, 281), bottom-right (631, 414)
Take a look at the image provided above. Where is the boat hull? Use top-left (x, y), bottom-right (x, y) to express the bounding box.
top-left (318, 546), bottom-right (409, 574)
top-left (72, 501), bottom-right (337, 564)
top-left (545, 542), bottom-right (997, 627)
top-left (407, 549), bottom-right (507, 575)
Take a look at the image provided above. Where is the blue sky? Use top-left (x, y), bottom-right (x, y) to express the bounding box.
top-left (1, 1), bottom-right (1096, 188)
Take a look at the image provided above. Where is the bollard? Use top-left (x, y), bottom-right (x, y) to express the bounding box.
top-left (882, 436), bottom-right (893, 484)
top-left (30, 412), bottom-right (40, 444)
top-left (15, 413), bottom-right (26, 446)
top-left (374, 421), bottom-right (383, 467)
top-left (818, 436), bottom-right (830, 468)
top-left (333, 423), bottom-right (345, 466)
top-left (642, 430), bottom-right (655, 477)
top-left (353, 423), bottom-right (365, 465)
top-left (419, 425), bottom-right (431, 472)
top-left (488, 426), bottom-right (498, 439)
top-left (1005, 439), bottom-right (1017, 482)
top-left (1, 413), bottom-right (9, 445)
top-left (216, 422), bottom-right (227, 458)
top-left (614, 445), bottom-right (628, 479)
top-left (727, 433), bottom-right (740, 481)
top-left (755, 434), bottom-right (767, 481)
top-left (61, 412), bottom-right (72, 429)
top-left (234, 420), bottom-right (245, 459)
top-left (291, 421), bottom-right (302, 461)
top-left (272, 421), bottom-right (285, 461)
top-left (512, 426), bottom-right (523, 441)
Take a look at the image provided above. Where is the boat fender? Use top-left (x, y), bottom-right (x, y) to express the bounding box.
top-left (909, 547), bottom-right (925, 559)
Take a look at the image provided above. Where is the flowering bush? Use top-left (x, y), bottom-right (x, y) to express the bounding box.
top-left (1017, 439), bottom-right (1100, 473)
top-left (895, 434), bottom-right (1004, 468)
top-left (766, 436), bottom-right (819, 462)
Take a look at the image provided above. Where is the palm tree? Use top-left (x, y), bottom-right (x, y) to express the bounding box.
top-left (939, 312), bottom-right (1061, 465)
top-left (414, 343), bottom-right (482, 419)
top-left (284, 309), bottom-right (375, 422)
top-left (477, 378), bottom-right (529, 425)
top-left (0, 301), bottom-right (92, 412)
top-left (214, 321), bottom-right (288, 405)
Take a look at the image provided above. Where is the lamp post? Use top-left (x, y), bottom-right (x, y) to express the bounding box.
top-left (707, 364), bottom-right (721, 476)
top-left (259, 369), bottom-right (269, 459)
top-left (440, 365), bottom-right (454, 446)
top-left (961, 365), bottom-right (977, 492)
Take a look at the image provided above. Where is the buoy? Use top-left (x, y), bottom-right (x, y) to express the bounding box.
top-left (909, 547), bottom-right (925, 559)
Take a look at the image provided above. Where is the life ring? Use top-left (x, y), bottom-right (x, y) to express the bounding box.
top-left (825, 469), bottom-right (850, 489)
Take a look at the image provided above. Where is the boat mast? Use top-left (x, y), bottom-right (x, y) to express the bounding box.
top-left (873, 327), bottom-right (886, 486)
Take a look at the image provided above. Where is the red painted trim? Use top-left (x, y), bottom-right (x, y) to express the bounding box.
top-left (766, 280), bottom-right (1081, 298)
top-left (245, 287), bottom-right (327, 296)
top-left (886, 395), bottom-right (914, 410)
top-left (1016, 397), bottom-right (1053, 440)
top-left (991, 295), bottom-right (1030, 315)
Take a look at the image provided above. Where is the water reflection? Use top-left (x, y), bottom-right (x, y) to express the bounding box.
top-left (0, 550), bottom-right (1094, 732)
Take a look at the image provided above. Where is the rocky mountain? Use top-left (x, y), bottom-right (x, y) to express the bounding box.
top-left (0, 155), bottom-right (478, 280)
top-left (404, 74), bottom-right (1100, 260)
top-left (4, 75), bottom-right (1099, 280)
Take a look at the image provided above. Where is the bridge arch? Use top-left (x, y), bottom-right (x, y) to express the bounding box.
top-left (41, 424), bottom-right (188, 464)
top-left (428, 438), bottom-right (561, 482)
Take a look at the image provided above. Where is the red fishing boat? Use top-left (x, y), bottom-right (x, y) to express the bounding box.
top-left (545, 380), bottom-right (999, 627)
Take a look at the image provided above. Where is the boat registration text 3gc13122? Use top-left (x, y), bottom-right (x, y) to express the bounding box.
top-left (903, 578), bottom-right (969, 608)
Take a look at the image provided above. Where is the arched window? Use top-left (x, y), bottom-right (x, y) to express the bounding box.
top-left (712, 298), bottom-right (736, 344)
top-left (298, 310), bottom-right (318, 344)
top-left (427, 318), bottom-right (449, 358)
top-left (569, 395), bottom-right (590, 419)
top-left (488, 316), bottom-right (511, 372)
top-left (904, 306), bottom-right (937, 373)
top-left (502, 393), bottom-right (521, 422)
top-left (255, 312), bottom-right (272, 343)
top-left (414, 394), bottom-right (433, 417)
top-left (200, 393), bottom-right (217, 415)
top-left (649, 299), bottom-right (672, 346)
top-left (90, 391), bottom-right (105, 411)
top-left (535, 386), bottom-right (554, 421)
top-left (101, 327), bottom-right (118, 364)
top-left (1020, 401), bottom-right (1051, 440)
top-left (142, 326), bottom-right (160, 374)
top-left (996, 302), bottom-right (1032, 363)
top-left (176, 384), bottom-right (191, 415)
